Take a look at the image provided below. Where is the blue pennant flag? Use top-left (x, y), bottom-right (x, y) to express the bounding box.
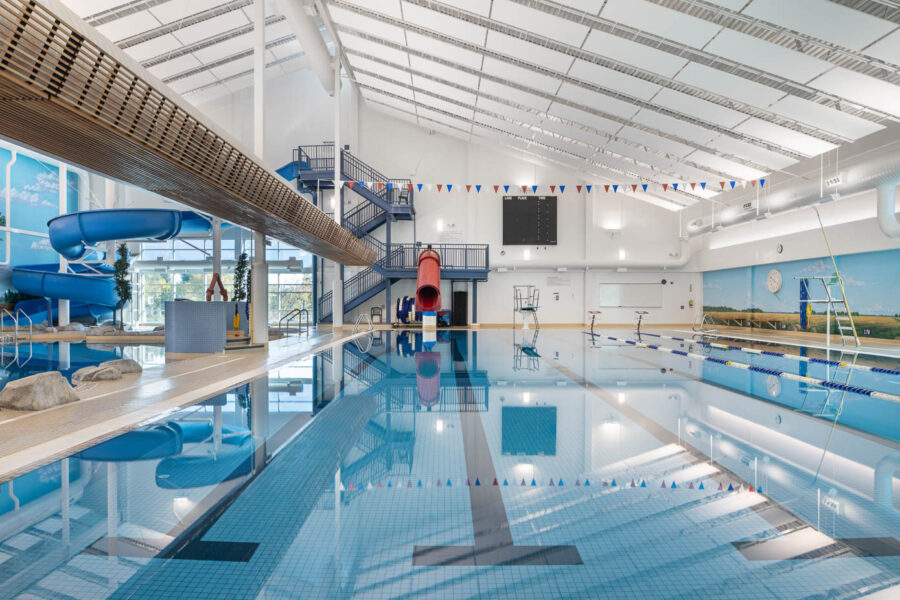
top-left (386, 182), bottom-right (393, 190)
top-left (532, 185), bottom-right (538, 193)
top-left (559, 185), bottom-right (565, 193)
top-left (730, 181), bottom-right (736, 189)
top-left (586, 185), bottom-right (592, 193)
top-left (759, 178), bottom-right (766, 188)
top-left (700, 182), bottom-right (706, 190)
top-left (642, 183), bottom-right (648, 192)
top-left (417, 183), bottom-right (423, 191)
top-left (673, 183), bottom-right (679, 191)
top-left (503, 185), bottom-right (510, 193)
top-left (612, 184), bottom-right (619, 193)
top-left (447, 184), bottom-right (453, 192)
top-left (476, 184), bottom-right (482, 193)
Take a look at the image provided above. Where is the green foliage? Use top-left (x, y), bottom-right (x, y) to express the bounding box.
top-left (233, 252), bottom-right (249, 302)
top-left (114, 243), bottom-right (132, 328)
top-left (1, 289), bottom-right (37, 305)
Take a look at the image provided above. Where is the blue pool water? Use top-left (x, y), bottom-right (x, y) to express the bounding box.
top-left (1, 329), bottom-right (898, 599)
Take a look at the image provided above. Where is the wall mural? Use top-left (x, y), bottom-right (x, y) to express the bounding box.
top-left (703, 248), bottom-right (900, 340)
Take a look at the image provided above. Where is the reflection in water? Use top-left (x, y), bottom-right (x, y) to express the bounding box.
top-left (0, 330), bottom-right (898, 599)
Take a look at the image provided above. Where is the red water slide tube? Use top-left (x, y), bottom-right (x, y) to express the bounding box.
top-left (416, 247), bottom-right (442, 312)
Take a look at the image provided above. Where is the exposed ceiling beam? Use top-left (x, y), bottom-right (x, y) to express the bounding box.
top-left (182, 51), bottom-right (306, 98)
top-left (337, 28), bottom-right (792, 171)
top-left (828, 0), bottom-right (900, 24)
top-left (398, 0), bottom-right (854, 144)
top-left (504, 0), bottom-right (896, 122)
top-left (163, 34), bottom-right (296, 83)
top-left (117, 0), bottom-right (252, 49)
top-left (85, 0), bottom-right (171, 26)
top-left (328, 4), bottom-right (817, 160)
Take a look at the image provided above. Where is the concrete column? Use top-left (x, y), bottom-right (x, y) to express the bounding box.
top-left (58, 164), bottom-right (69, 327)
top-left (332, 44), bottom-right (344, 331)
top-left (212, 218), bottom-right (223, 300)
top-left (251, 0), bottom-right (269, 344)
top-left (250, 376), bottom-right (270, 465)
top-left (104, 178), bottom-right (116, 266)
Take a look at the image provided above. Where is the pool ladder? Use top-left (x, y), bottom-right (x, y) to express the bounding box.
top-left (0, 308), bottom-right (33, 367)
top-left (691, 313), bottom-right (718, 334)
top-left (278, 308), bottom-right (310, 337)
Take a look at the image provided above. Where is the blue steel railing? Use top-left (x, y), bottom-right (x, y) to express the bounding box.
top-left (343, 201), bottom-right (384, 235)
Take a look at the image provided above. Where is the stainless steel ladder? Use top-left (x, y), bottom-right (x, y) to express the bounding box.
top-left (802, 275), bottom-right (860, 347)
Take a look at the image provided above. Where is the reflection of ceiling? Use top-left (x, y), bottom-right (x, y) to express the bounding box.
top-left (61, 1), bottom-right (900, 209)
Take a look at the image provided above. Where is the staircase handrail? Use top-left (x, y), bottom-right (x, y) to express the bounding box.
top-left (812, 207), bottom-right (860, 346)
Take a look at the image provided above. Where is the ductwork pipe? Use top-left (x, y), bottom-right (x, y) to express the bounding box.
top-left (492, 240), bottom-right (690, 270)
top-left (874, 452), bottom-right (900, 508)
top-left (274, 0), bottom-right (334, 93)
top-left (877, 181), bottom-right (900, 240)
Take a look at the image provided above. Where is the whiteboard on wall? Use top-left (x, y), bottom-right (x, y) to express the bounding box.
top-left (596, 283), bottom-right (662, 308)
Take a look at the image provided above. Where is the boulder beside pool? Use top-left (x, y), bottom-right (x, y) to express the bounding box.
top-left (100, 358), bottom-right (142, 374)
top-left (0, 372), bottom-right (79, 410)
top-left (72, 365), bottom-right (122, 382)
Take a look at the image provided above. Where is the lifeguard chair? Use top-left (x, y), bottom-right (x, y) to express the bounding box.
top-left (513, 285), bottom-right (540, 330)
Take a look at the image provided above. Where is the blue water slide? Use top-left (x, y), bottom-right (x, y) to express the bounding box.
top-left (9, 209), bottom-right (221, 322)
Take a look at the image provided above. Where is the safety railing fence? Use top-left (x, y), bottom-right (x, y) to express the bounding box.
top-left (295, 145), bottom-right (413, 206)
top-left (295, 144), bottom-right (334, 173)
top-left (343, 201), bottom-right (384, 234)
top-left (382, 244), bottom-right (489, 272)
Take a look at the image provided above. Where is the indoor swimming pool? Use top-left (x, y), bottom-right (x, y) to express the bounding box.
top-left (1, 329), bottom-right (898, 599)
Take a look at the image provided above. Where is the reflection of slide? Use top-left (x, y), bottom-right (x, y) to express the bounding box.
top-left (10, 209), bottom-right (218, 323)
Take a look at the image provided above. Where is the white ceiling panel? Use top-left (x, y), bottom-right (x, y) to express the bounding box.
top-left (808, 68), bottom-right (900, 118)
top-left (416, 107), bottom-right (472, 131)
top-left (547, 103), bottom-right (621, 135)
top-left (415, 91), bottom-right (475, 121)
top-left (490, 0), bottom-right (590, 41)
top-left (444, 0), bottom-right (493, 17)
top-left (328, 6), bottom-right (406, 40)
top-left (482, 57), bottom-right (562, 93)
top-left (126, 34), bottom-right (182, 63)
top-left (734, 118), bottom-right (838, 156)
top-left (743, 0), bottom-right (895, 51)
top-left (148, 53), bottom-right (203, 80)
top-left (617, 126), bottom-right (693, 158)
top-left (768, 96), bottom-right (884, 139)
top-left (211, 55), bottom-right (253, 81)
top-left (553, 0), bottom-right (604, 15)
top-left (408, 56), bottom-right (480, 89)
top-left (173, 11), bottom-right (249, 46)
top-left (400, 2), bottom-right (487, 45)
top-left (270, 40), bottom-right (303, 61)
top-left (600, 0), bottom-right (722, 49)
top-left (706, 135), bottom-right (798, 171)
top-left (412, 75), bottom-right (477, 106)
top-left (406, 32), bottom-right (483, 69)
top-left (279, 55), bottom-right (309, 75)
top-left (183, 82), bottom-right (231, 106)
top-left (651, 88), bottom-right (748, 129)
top-left (485, 32), bottom-right (574, 73)
top-left (583, 30), bottom-right (689, 78)
top-left (631, 109), bottom-right (718, 146)
top-left (474, 113), bottom-right (533, 138)
top-left (864, 30), bottom-right (900, 65)
top-left (362, 89), bottom-right (417, 113)
top-left (149, 0), bottom-right (225, 23)
top-left (340, 0), bottom-right (403, 19)
top-left (540, 119), bottom-right (608, 148)
top-left (568, 60), bottom-right (661, 100)
top-left (370, 102), bottom-right (420, 126)
top-left (223, 73), bottom-right (251, 93)
top-left (355, 72), bottom-right (414, 100)
top-left (341, 34), bottom-right (409, 67)
top-left (347, 53), bottom-right (412, 85)
top-left (267, 20), bottom-right (294, 39)
top-left (684, 150), bottom-right (767, 180)
top-left (96, 11), bottom-right (161, 42)
top-left (674, 63), bottom-right (785, 109)
top-left (476, 97), bottom-right (544, 126)
top-left (478, 79), bottom-right (551, 112)
top-left (555, 83), bottom-right (639, 120)
top-left (704, 30), bottom-right (831, 83)
top-left (167, 71), bottom-right (217, 94)
top-left (66, 0), bottom-right (125, 16)
top-left (192, 32), bottom-right (253, 63)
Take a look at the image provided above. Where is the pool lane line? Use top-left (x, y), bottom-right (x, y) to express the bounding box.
top-left (585, 331), bottom-right (900, 404)
top-left (628, 331), bottom-right (900, 377)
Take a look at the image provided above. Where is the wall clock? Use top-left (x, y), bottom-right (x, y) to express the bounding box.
top-left (767, 268), bottom-right (782, 293)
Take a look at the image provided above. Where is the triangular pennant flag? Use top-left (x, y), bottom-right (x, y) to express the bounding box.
top-left (348, 181), bottom-right (355, 190)
top-left (757, 487), bottom-right (763, 494)
top-left (549, 479), bottom-right (555, 487)
top-left (436, 479), bottom-right (442, 487)
top-left (640, 480), bottom-right (646, 488)
top-left (348, 482), bottom-right (355, 490)
top-left (446, 184), bottom-right (453, 192)
top-left (749, 485), bottom-right (755, 492)
top-left (559, 479), bottom-right (565, 486)
top-left (698, 482), bottom-right (704, 490)
top-left (585, 479), bottom-right (591, 486)
top-left (603, 480), bottom-right (609, 487)
top-left (475, 478), bottom-right (481, 486)
top-left (504, 185), bottom-right (510, 193)
top-left (576, 479), bottom-right (581, 486)
top-left (521, 478), bottom-right (527, 486)
top-left (377, 481), bottom-right (383, 488)
top-left (739, 484), bottom-right (745, 492)
top-left (718, 482), bottom-right (723, 491)
top-left (661, 480), bottom-right (667, 488)
top-left (576, 185), bottom-right (582, 193)
top-left (357, 181), bottom-right (364, 189)
top-left (367, 482), bottom-right (374, 490)
top-left (688, 481), bottom-right (694, 489)
top-left (632, 184), bottom-right (638, 192)
top-left (672, 183), bottom-right (679, 191)
top-left (727, 483), bottom-right (734, 491)
top-left (663, 184), bottom-right (668, 192)
top-left (759, 178), bottom-right (765, 187)
top-left (427, 184), bottom-right (434, 192)
top-left (466, 185), bottom-right (471, 192)
top-left (407, 480), bottom-right (413, 488)
top-left (339, 482), bottom-right (345, 491)
top-left (671, 481), bottom-right (677, 489)
top-left (719, 181), bottom-right (726, 190)
top-left (387, 481), bottom-right (392, 488)
top-left (559, 185), bottom-right (565, 193)
top-left (532, 185), bottom-right (538, 193)
top-left (437, 184), bottom-right (443, 192)
top-left (378, 182), bottom-right (384, 190)
top-left (642, 183), bottom-right (648, 192)
top-left (522, 185), bottom-right (528, 193)
top-left (604, 185), bottom-right (610, 193)
top-left (729, 181), bottom-right (736, 189)
top-left (691, 183), bottom-right (696, 190)
top-left (612, 184), bottom-right (619, 193)
top-left (417, 183), bottom-right (423, 191)
top-left (476, 184), bottom-right (482, 193)
top-left (408, 182), bottom-right (413, 191)
top-left (386, 182), bottom-right (393, 190)
top-left (550, 185), bottom-right (556, 193)
top-left (493, 185), bottom-right (499, 193)
top-left (700, 182), bottom-right (706, 190)
top-left (417, 480), bottom-right (423, 487)
top-left (611, 479), bottom-right (617, 487)
top-left (493, 478), bottom-right (498, 486)
top-left (751, 180), bottom-right (756, 187)
top-left (503, 479), bottom-right (508, 486)
top-left (447, 479), bottom-right (452, 487)
top-left (630, 479), bottom-right (636, 488)
top-left (531, 478), bottom-right (537, 486)
top-left (467, 478), bottom-right (471, 486)
top-left (586, 185), bottom-right (592, 193)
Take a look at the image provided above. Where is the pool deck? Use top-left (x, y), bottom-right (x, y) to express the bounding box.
top-left (0, 327), bottom-right (363, 483)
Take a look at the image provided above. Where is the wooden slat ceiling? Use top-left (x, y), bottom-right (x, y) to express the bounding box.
top-left (0, 0), bottom-right (375, 266)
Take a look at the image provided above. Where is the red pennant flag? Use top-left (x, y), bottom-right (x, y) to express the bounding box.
top-left (690, 183), bottom-right (696, 190)
top-left (522, 185), bottom-right (528, 193)
top-left (631, 184), bottom-right (637, 192)
top-left (436, 184), bottom-right (442, 192)
top-left (751, 180), bottom-right (757, 187)
top-left (466, 185), bottom-right (471, 192)
top-left (377, 182), bottom-right (383, 190)
top-left (348, 181), bottom-right (355, 190)
top-left (576, 185), bottom-right (582, 193)
top-left (604, 185), bottom-right (610, 192)
top-left (550, 185), bottom-right (556, 193)
top-left (663, 183), bottom-right (668, 191)
top-left (407, 182), bottom-right (413, 191)
top-left (493, 185), bottom-right (499, 193)
top-left (720, 181), bottom-right (726, 189)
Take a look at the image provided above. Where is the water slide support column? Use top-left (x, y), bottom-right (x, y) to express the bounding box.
top-left (212, 218), bottom-right (222, 300)
top-left (104, 179), bottom-right (116, 267)
top-left (58, 163), bottom-right (69, 327)
top-left (332, 44), bottom-right (344, 332)
top-left (251, 0), bottom-right (268, 345)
